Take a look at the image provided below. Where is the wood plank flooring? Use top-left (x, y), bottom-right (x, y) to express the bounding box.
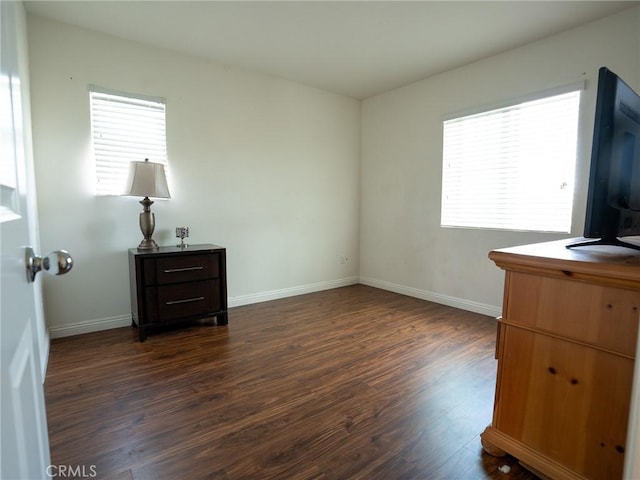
top-left (45, 285), bottom-right (538, 479)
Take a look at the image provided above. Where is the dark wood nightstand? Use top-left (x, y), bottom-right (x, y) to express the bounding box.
top-left (128, 244), bottom-right (228, 341)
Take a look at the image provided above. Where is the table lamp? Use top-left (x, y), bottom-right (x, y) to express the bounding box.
top-left (124, 158), bottom-right (170, 249)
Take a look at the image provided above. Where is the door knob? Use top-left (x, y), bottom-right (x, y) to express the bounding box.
top-left (25, 247), bottom-right (73, 283)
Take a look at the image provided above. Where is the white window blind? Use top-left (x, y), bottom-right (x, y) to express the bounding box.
top-left (441, 89), bottom-right (581, 233)
top-left (90, 86), bottom-right (167, 195)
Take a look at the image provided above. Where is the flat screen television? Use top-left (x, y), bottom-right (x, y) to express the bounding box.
top-left (568, 67), bottom-right (640, 251)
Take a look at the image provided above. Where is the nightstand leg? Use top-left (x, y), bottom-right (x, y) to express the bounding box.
top-left (217, 312), bottom-right (228, 326)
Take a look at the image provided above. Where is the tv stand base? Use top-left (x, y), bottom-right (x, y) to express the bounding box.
top-left (566, 237), bottom-right (640, 251)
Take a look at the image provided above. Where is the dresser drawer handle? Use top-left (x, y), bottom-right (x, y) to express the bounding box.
top-left (165, 296), bottom-right (205, 305)
top-left (163, 266), bottom-right (204, 273)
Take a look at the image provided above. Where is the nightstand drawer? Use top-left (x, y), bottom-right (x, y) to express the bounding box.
top-left (146, 280), bottom-right (221, 323)
top-left (150, 254), bottom-right (220, 285)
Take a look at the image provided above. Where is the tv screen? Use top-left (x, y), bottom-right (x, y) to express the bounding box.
top-left (569, 67), bottom-right (640, 251)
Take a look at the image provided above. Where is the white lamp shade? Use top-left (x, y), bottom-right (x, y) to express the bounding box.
top-left (124, 159), bottom-right (170, 198)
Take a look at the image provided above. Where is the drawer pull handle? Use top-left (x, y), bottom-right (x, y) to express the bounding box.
top-left (166, 296), bottom-right (205, 305)
top-left (164, 266), bottom-right (204, 273)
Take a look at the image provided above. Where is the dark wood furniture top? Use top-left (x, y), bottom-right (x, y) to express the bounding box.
top-left (129, 244), bottom-right (227, 341)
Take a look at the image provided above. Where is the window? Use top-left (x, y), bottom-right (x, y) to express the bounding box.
top-left (441, 87), bottom-right (582, 233)
top-left (89, 86), bottom-right (167, 195)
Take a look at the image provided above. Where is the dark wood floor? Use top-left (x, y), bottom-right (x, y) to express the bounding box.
top-left (45, 285), bottom-right (538, 480)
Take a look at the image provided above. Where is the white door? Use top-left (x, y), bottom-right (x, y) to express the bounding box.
top-left (1, 2), bottom-right (51, 478)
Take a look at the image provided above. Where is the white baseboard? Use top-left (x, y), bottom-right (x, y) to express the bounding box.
top-left (48, 276), bottom-right (497, 338)
top-left (359, 276), bottom-right (501, 318)
top-left (49, 314), bottom-right (132, 339)
top-left (48, 277), bottom-right (360, 338)
top-left (228, 276), bottom-right (360, 308)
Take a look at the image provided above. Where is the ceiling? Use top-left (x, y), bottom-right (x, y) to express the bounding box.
top-left (24, 1), bottom-right (639, 99)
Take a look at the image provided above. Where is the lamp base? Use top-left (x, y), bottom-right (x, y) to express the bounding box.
top-left (137, 199), bottom-right (159, 250)
top-left (137, 238), bottom-right (159, 250)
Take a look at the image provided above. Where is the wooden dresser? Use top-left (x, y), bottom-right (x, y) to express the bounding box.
top-left (129, 244), bottom-right (228, 341)
top-left (481, 239), bottom-right (640, 479)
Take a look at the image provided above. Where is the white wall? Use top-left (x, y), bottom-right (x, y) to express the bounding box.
top-left (360, 7), bottom-right (640, 316)
top-left (27, 15), bottom-right (361, 337)
top-left (27, 7), bottom-right (640, 336)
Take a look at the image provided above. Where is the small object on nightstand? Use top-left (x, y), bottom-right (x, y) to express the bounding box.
top-left (176, 227), bottom-right (189, 248)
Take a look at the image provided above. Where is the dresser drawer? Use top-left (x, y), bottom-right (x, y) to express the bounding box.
top-left (495, 325), bottom-right (633, 479)
top-left (144, 253), bottom-right (220, 286)
top-left (145, 280), bottom-right (221, 323)
top-left (504, 271), bottom-right (639, 356)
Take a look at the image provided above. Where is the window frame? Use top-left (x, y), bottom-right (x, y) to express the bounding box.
top-left (440, 82), bottom-right (584, 234)
top-left (89, 85), bottom-right (168, 196)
